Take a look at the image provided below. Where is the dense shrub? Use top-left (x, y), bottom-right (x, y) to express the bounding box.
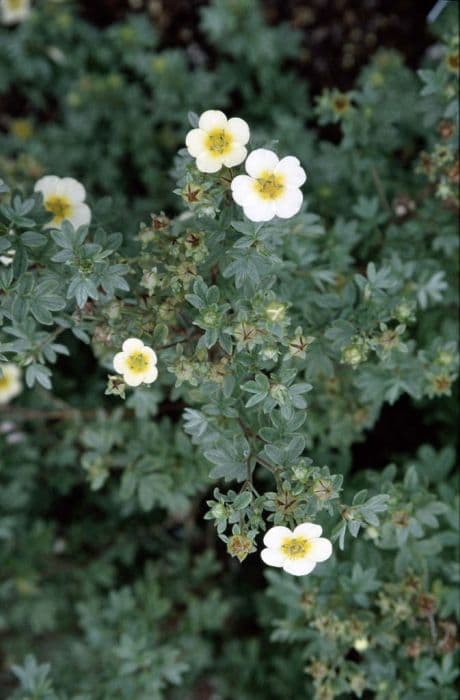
top-left (0, 1), bottom-right (458, 698)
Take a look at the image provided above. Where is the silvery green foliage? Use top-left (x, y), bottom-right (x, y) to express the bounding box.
top-left (0, 1), bottom-right (458, 699)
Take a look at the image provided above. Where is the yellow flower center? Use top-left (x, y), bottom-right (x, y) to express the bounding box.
top-left (333, 95), bottom-right (350, 113)
top-left (206, 128), bottom-right (233, 156)
top-left (7, 0), bottom-right (25, 8)
top-left (281, 536), bottom-right (312, 560)
top-left (254, 170), bottom-right (285, 200)
top-left (10, 119), bottom-right (32, 140)
top-left (446, 52), bottom-right (459, 73)
top-left (44, 195), bottom-right (73, 224)
top-left (0, 373), bottom-right (11, 389)
top-left (126, 351), bottom-right (150, 374)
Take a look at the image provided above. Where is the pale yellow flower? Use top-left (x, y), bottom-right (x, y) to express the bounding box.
top-left (231, 148), bottom-right (306, 222)
top-left (261, 522), bottom-right (332, 576)
top-left (186, 110), bottom-right (250, 173)
top-left (34, 175), bottom-right (91, 229)
top-left (113, 338), bottom-right (158, 387)
top-left (0, 363), bottom-right (22, 404)
top-left (1, 0), bottom-right (30, 25)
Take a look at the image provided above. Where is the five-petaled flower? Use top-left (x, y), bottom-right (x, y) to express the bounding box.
top-left (34, 175), bottom-right (91, 229)
top-left (1, 0), bottom-right (30, 25)
top-left (113, 338), bottom-right (158, 387)
top-left (231, 148), bottom-right (306, 222)
top-left (0, 363), bottom-right (22, 404)
top-left (186, 110), bottom-right (250, 173)
top-left (261, 522), bottom-right (332, 576)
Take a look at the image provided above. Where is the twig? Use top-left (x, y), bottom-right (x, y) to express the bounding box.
top-left (0, 407), bottom-right (95, 422)
top-left (370, 166), bottom-right (393, 217)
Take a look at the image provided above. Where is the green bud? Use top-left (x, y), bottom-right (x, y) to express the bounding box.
top-left (269, 383), bottom-right (289, 404)
top-left (341, 340), bottom-right (367, 367)
top-left (212, 503), bottom-right (228, 519)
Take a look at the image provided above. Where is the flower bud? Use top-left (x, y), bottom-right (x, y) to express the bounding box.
top-left (353, 637), bottom-right (369, 652)
top-left (265, 301), bottom-right (286, 322)
top-left (341, 340), bottom-right (367, 367)
top-left (269, 383), bottom-right (289, 404)
top-left (212, 503), bottom-right (228, 519)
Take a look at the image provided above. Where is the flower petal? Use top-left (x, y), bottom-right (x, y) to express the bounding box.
top-left (143, 347), bottom-right (158, 365)
top-left (198, 109), bottom-right (227, 132)
top-left (243, 201), bottom-right (275, 222)
top-left (196, 152), bottom-right (222, 173)
top-left (263, 525), bottom-right (292, 548)
top-left (222, 144), bottom-right (247, 168)
top-left (245, 149), bottom-right (279, 178)
top-left (4, 364), bottom-right (20, 380)
top-left (273, 188), bottom-right (303, 219)
top-left (283, 558), bottom-right (317, 576)
top-left (69, 203), bottom-right (91, 228)
top-left (308, 537), bottom-right (333, 562)
top-left (57, 177), bottom-right (86, 203)
top-left (261, 547), bottom-right (285, 568)
top-left (34, 175), bottom-right (60, 196)
top-left (231, 175), bottom-right (254, 205)
top-left (227, 117), bottom-right (250, 145)
top-left (142, 366), bottom-right (159, 384)
top-left (185, 128), bottom-right (207, 157)
top-left (122, 338), bottom-right (144, 353)
top-left (113, 352), bottom-right (127, 374)
top-left (293, 523), bottom-right (322, 539)
top-left (123, 371), bottom-right (145, 387)
top-left (275, 156), bottom-right (307, 188)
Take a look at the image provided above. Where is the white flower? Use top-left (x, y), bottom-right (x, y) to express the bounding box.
top-left (185, 109), bottom-right (250, 173)
top-left (231, 148), bottom-right (306, 222)
top-left (113, 338), bottom-right (158, 387)
top-left (0, 363), bottom-right (22, 405)
top-left (261, 522), bottom-right (332, 576)
top-left (0, 249), bottom-right (15, 266)
top-left (1, 0), bottom-right (30, 25)
top-left (34, 175), bottom-right (91, 229)
top-left (353, 637), bottom-right (369, 652)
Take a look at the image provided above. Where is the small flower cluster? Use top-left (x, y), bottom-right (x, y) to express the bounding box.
top-left (186, 109), bottom-right (306, 222)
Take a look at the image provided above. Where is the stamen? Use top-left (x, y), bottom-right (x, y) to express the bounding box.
top-left (45, 195), bottom-right (72, 223)
top-left (281, 536), bottom-right (311, 560)
top-left (126, 352), bottom-right (149, 373)
top-left (254, 171), bottom-right (285, 200)
top-left (206, 128), bottom-right (233, 155)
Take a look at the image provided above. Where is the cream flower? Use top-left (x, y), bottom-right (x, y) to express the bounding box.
top-left (1, 0), bottom-right (30, 25)
top-left (185, 110), bottom-right (250, 173)
top-left (0, 249), bottom-right (15, 266)
top-left (231, 148), bottom-right (306, 222)
top-left (0, 363), bottom-right (22, 405)
top-left (34, 175), bottom-right (91, 229)
top-left (113, 338), bottom-right (158, 387)
top-left (260, 522), bottom-right (332, 576)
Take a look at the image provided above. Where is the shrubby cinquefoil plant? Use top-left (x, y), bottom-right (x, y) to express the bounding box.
top-left (0, 1), bottom-right (458, 698)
